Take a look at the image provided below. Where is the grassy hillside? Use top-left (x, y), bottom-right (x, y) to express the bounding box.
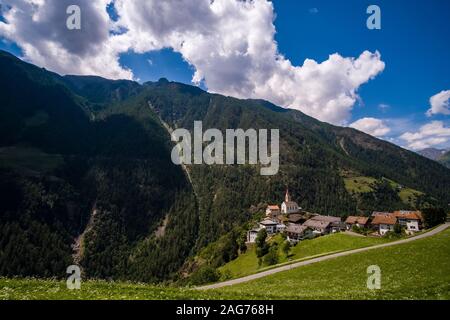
top-left (344, 176), bottom-right (378, 193)
top-left (216, 227), bottom-right (450, 299)
top-left (344, 175), bottom-right (425, 208)
top-left (219, 233), bottom-right (390, 279)
top-left (2, 227), bottom-right (449, 300)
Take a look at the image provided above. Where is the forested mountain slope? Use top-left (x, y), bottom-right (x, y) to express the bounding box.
top-left (0, 51), bottom-right (197, 282)
top-left (1, 50), bottom-right (449, 282)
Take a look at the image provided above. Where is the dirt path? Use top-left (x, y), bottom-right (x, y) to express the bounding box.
top-left (196, 223), bottom-right (450, 290)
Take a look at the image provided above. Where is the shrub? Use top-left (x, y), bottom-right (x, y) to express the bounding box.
top-left (256, 243), bottom-right (269, 258)
top-left (393, 223), bottom-right (402, 234)
top-left (255, 228), bottom-right (267, 248)
top-left (188, 266), bottom-right (221, 285)
top-left (237, 232), bottom-right (247, 254)
top-left (263, 244), bottom-right (279, 266)
top-left (281, 240), bottom-right (291, 257)
top-left (255, 228), bottom-right (269, 258)
top-left (383, 231), bottom-right (402, 239)
top-left (220, 269), bottom-right (232, 281)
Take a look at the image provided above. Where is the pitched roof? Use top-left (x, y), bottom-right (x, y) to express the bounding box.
top-left (283, 200), bottom-right (299, 207)
top-left (288, 213), bottom-right (304, 223)
top-left (345, 216), bottom-right (369, 225)
top-left (276, 215), bottom-right (289, 223)
top-left (392, 211), bottom-right (421, 220)
top-left (371, 215), bottom-right (397, 225)
top-left (267, 205), bottom-right (280, 210)
top-left (286, 223), bottom-right (309, 234)
top-left (259, 219), bottom-right (278, 226)
top-left (310, 215), bottom-right (341, 223)
top-left (303, 219), bottom-right (330, 229)
top-left (415, 211), bottom-right (423, 221)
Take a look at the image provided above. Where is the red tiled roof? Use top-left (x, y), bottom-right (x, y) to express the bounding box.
top-left (267, 205), bottom-right (280, 210)
top-left (392, 211), bottom-right (421, 220)
top-left (371, 215), bottom-right (397, 225)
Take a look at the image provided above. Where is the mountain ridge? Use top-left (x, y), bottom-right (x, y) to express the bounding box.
top-left (418, 148), bottom-right (450, 168)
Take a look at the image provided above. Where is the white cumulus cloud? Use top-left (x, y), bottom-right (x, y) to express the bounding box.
top-left (399, 121), bottom-right (450, 150)
top-left (0, 0), bottom-right (132, 79)
top-left (0, 0), bottom-right (385, 125)
top-left (350, 117), bottom-right (391, 137)
top-left (426, 90), bottom-right (450, 116)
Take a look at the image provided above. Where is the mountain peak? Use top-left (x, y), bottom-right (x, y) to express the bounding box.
top-left (158, 77), bottom-right (170, 84)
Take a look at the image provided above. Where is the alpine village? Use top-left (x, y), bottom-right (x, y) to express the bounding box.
top-left (247, 188), bottom-right (424, 244)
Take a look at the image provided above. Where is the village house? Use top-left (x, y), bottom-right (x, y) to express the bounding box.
top-left (249, 186), bottom-right (427, 243)
top-left (259, 219), bottom-right (278, 234)
top-left (371, 214), bottom-right (397, 235)
top-left (330, 220), bottom-right (346, 233)
top-left (287, 213), bottom-right (305, 224)
top-left (246, 228), bottom-right (260, 243)
top-left (372, 211), bottom-right (391, 217)
top-left (286, 224), bottom-right (313, 243)
top-left (309, 215), bottom-right (344, 233)
top-left (265, 205), bottom-right (280, 219)
top-left (246, 219), bottom-right (286, 243)
top-left (276, 223), bottom-right (287, 233)
top-left (276, 214), bottom-right (289, 224)
top-left (281, 189), bottom-right (300, 214)
top-left (303, 219), bottom-right (331, 236)
top-left (393, 211), bottom-right (422, 233)
top-left (345, 216), bottom-right (370, 230)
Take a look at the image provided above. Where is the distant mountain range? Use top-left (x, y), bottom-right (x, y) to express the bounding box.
top-left (417, 148), bottom-right (450, 168)
top-left (1, 50), bottom-right (449, 282)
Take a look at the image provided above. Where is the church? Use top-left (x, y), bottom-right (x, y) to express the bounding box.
top-left (281, 189), bottom-right (300, 214)
top-left (265, 188), bottom-right (301, 219)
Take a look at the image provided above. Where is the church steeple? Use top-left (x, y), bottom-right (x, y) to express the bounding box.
top-left (285, 188), bottom-right (290, 202)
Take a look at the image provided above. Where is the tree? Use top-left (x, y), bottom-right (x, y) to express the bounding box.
top-left (421, 208), bottom-right (447, 228)
top-left (237, 231), bottom-right (247, 253)
top-left (255, 228), bottom-right (267, 248)
top-left (281, 240), bottom-right (291, 257)
top-left (263, 245), bottom-right (279, 266)
top-left (255, 228), bottom-right (269, 258)
top-left (221, 234), bottom-right (239, 263)
top-left (393, 223), bottom-right (402, 234)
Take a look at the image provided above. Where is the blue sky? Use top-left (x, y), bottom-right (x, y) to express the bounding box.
top-left (1, 0), bottom-right (449, 150)
top-left (272, 0), bottom-right (450, 148)
top-left (274, 0), bottom-right (450, 117)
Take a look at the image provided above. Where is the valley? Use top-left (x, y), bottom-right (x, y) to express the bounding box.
top-left (0, 50), bottom-right (450, 285)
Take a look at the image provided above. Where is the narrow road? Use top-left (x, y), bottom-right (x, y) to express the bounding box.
top-left (197, 223), bottom-right (450, 290)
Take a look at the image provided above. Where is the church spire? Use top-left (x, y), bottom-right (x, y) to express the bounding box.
top-left (285, 187), bottom-right (290, 202)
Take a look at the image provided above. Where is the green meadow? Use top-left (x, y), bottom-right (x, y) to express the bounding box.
top-left (217, 227), bottom-right (450, 300)
top-left (1, 228), bottom-right (449, 300)
top-left (219, 233), bottom-right (390, 279)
